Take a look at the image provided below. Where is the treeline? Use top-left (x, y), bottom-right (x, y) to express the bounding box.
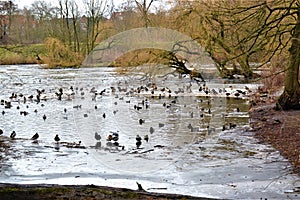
top-left (0, 0), bottom-right (293, 75)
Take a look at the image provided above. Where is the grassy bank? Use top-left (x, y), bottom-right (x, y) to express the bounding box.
top-left (0, 44), bottom-right (176, 69)
top-left (0, 42), bottom-right (82, 68)
top-left (0, 44), bottom-right (46, 65)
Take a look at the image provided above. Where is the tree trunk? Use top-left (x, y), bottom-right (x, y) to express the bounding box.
top-left (277, 7), bottom-right (300, 110)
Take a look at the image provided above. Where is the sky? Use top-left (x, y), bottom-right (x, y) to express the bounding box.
top-left (15, 0), bottom-right (89, 10)
top-left (13, 0), bottom-right (171, 12)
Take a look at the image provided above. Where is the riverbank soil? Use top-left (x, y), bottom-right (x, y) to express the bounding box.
top-left (0, 183), bottom-right (213, 200)
top-left (249, 98), bottom-right (300, 174)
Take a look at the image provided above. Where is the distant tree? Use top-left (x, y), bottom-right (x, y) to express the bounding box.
top-left (83, 0), bottom-right (113, 54)
top-left (132, 0), bottom-right (159, 27)
top-left (30, 0), bottom-right (59, 38)
top-left (0, 1), bottom-right (17, 41)
top-left (58, 0), bottom-right (81, 52)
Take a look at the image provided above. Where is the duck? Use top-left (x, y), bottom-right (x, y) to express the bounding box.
top-left (229, 123), bottom-right (237, 129)
top-left (10, 131), bottom-right (16, 139)
top-left (31, 132), bottom-right (39, 140)
top-left (94, 132), bottom-right (101, 140)
top-left (54, 134), bottom-right (60, 142)
top-left (0, 129), bottom-right (3, 135)
top-left (158, 123), bottom-right (164, 128)
top-left (136, 135), bottom-right (142, 148)
top-left (149, 127), bottom-right (154, 134)
top-left (107, 134), bottom-right (113, 141)
top-left (43, 114), bottom-right (47, 121)
top-left (139, 119), bottom-right (145, 125)
top-left (144, 135), bottom-right (149, 142)
top-left (112, 132), bottom-right (119, 141)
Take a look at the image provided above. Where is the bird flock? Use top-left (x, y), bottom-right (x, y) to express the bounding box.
top-left (0, 76), bottom-right (252, 151)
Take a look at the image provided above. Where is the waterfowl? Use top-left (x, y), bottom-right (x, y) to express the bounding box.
top-left (222, 125), bottom-right (226, 131)
top-left (136, 135), bottom-right (142, 148)
top-left (190, 112), bottom-right (194, 118)
top-left (158, 123), bottom-right (164, 128)
top-left (54, 134), bottom-right (60, 142)
top-left (95, 141), bottom-right (101, 148)
top-left (136, 134), bottom-right (142, 142)
top-left (112, 132), bottom-right (119, 141)
top-left (107, 134), bottom-right (113, 141)
top-left (144, 135), bottom-right (149, 142)
top-left (94, 132), bottom-right (101, 140)
top-left (229, 123), bottom-right (237, 129)
top-left (43, 114), bottom-right (47, 121)
top-left (103, 113), bottom-right (106, 118)
top-left (31, 132), bottom-right (39, 140)
top-left (234, 92), bottom-right (240, 98)
top-left (149, 127), bottom-right (154, 134)
top-left (139, 119), bottom-right (145, 125)
top-left (0, 129), bottom-right (3, 135)
top-left (10, 131), bottom-right (16, 139)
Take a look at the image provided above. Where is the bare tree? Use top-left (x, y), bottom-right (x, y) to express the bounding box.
top-left (0, 1), bottom-right (17, 42)
top-left (133, 0), bottom-right (158, 27)
top-left (84, 0), bottom-right (113, 54)
top-left (31, 0), bottom-right (59, 38)
top-left (58, 0), bottom-right (80, 52)
top-left (218, 0), bottom-right (300, 109)
top-left (172, 0), bottom-right (299, 109)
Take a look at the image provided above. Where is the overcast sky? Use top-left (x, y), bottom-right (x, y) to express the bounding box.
top-left (15, 0), bottom-right (92, 10)
top-left (14, 0), bottom-right (171, 12)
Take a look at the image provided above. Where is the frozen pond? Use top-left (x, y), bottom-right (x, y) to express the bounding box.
top-left (0, 64), bottom-right (299, 199)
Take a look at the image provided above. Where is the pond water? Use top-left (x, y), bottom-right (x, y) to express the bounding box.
top-left (0, 64), bottom-right (299, 199)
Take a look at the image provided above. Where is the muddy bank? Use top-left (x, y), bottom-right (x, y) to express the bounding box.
top-left (249, 101), bottom-right (300, 174)
top-left (0, 183), bottom-right (214, 200)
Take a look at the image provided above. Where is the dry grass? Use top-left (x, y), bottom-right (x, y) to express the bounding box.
top-left (111, 49), bottom-right (170, 68)
top-left (43, 37), bottom-right (83, 68)
top-left (0, 44), bottom-right (45, 65)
